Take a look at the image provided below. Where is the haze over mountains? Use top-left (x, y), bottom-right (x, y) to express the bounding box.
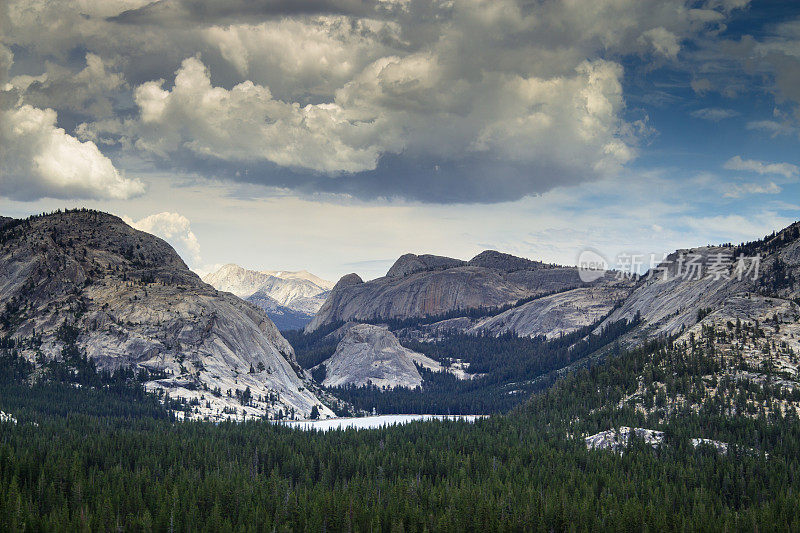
top-left (203, 263), bottom-right (333, 330)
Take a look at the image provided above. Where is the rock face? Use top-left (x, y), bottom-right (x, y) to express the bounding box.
top-left (599, 223), bottom-right (800, 342)
top-left (315, 323), bottom-right (444, 389)
top-left (599, 246), bottom-right (753, 338)
top-left (0, 210), bottom-right (333, 421)
top-left (307, 250), bottom-right (600, 332)
top-left (585, 427), bottom-right (665, 452)
top-left (471, 282), bottom-right (633, 338)
top-left (386, 253), bottom-right (466, 279)
top-left (203, 263), bottom-right (332, 329)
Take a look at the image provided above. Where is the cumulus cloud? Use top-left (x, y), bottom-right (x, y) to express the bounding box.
top-left (0, 43), bottom-right (142, 202)
top-left (124, 212), bottom-right (201, 264)
top-left (0, 0), bottom-right (765, 202)
top-left (123, 52), bottom-right (633, 183)
top-left (111, 0), bottom-right (382, 26)
top-left (723, 156), bottom-right (799, 179)
top-left (0, 105), bottom-right (145, 201)
top-left (10, 53), bottom-right (126, 118)
top-left (131, 56), bottom-right (403, 173)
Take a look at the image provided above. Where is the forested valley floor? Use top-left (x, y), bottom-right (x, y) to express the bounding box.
top-left (3, 330), bottom-right (800, 531)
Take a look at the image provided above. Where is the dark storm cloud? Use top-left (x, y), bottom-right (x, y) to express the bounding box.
top-left (143, 148), bottom-right (588, 204)
top-left (110, 0), bottom-right (385, 26)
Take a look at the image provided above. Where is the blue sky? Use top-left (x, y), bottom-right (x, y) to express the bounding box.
top-left (1, 0), bottom-right (799, 281)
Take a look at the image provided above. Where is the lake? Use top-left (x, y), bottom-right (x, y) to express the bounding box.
top-left (277, 414), bottom-right (483, 431)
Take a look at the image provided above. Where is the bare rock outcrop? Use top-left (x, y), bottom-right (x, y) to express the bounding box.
top-left (316, 323), bottom-right (442, 389)
top-left (599, 246), bottom-right (753, 338)
top-left (386, 253), bottom-right (466, 279)
top-left (472, 282), bottom-right (634, 338)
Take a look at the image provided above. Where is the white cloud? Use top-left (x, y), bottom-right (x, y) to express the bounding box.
top-left (0, 104), bottom-right (145, 201)
top-left (691, 108), bottom-right (739, 121)
top-left (641, 27), bottom-right (681, 59)
top-left (723, 182), bottom-right (782, 198)
top-left (126, 54), bottom-right (632, 178)
top-left (746, 120), bottom-right (796, 138)
top-left (124, 212), bottom-right (202, 265)
top-left (131, 56), bottom-right (403, 173)
top-left (0, 0), bottom-right (763, 201)
top-left (723, 156), bottom-right (799, 179)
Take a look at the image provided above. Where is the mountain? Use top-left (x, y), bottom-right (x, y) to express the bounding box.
top-left (600, 224), bottom-right (800, 345)
top-left (306, 250), bottom-right (614, 332)
top-left (245, 290), bottom-right (322, 331)
top-left (295, 222), bottom-right (800, 416)
top-left (203, 263), bottom-right (332, 329)
top-left (314, 323), bottom-right (435, 389)
top-left (0, 209), bottom-right (333, 421)
top-left (313, 322), bottom-right (473, 389)
top-left (469, 282), bottom-right (633, 338)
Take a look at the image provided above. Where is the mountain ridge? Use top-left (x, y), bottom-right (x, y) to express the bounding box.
top-left (0, 209), bottom-right (333, 421)
top-left (203, 263), bottom-right (332, 330)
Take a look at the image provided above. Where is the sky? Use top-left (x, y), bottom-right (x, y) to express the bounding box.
top-left (1, 0), bottom-right (800, 282)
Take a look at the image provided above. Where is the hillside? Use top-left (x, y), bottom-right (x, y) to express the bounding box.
top-left (0, 209), bottom-right (333, 421)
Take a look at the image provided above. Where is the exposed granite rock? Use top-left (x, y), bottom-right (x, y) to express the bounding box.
top-left (306, 251), bottom-right (600, 332)
top-left (332, 273), bottom-right (364, 289)
top-left (316, 324), bottom-right (429, 389)
top-left (586, 428), bottom-right (730, 455)
top-left (472, 282), bottom-right (634, 338)
top-left (0, 210), bottom-right (333, 421)
top-left (599, 246), bottom-right (753, 338)
top-left (203, 264), bottom-right (332, 324)
top-left (386, 253), bottom-right (466, 279)
top-left (245, 290), bottom-right (322, 331)
top-left (585, 427), bottom-right (665, 452)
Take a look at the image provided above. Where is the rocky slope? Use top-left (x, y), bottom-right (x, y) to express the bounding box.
top-left (307, 251), bottom-right (608, 332)
top-left (600, 223), bottom-right (800, 341)
top-left (471, 282), bottom-right (633, 338)
top-left (203, 264), bottom-right (331, 329)
top-left (315, 323), bottom-right (462, 389)
top-left (0, 210), bottom-right (333, 421)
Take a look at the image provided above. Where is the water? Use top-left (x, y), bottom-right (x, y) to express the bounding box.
top-left (277, 414), bottom-right (483, 432)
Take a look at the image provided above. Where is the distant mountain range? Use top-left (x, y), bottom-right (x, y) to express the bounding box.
top-left (294, 224), bottom-right (800, 416)
top-left (306, 250), bottom-right (631, 335)
top-left (203, 264), bottom-right (333, 330)
top-left (5, 208), bottom-right (800, 422)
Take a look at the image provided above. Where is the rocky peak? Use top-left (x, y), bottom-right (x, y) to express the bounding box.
top-left (386, 253), bottom-right (465, 279)
top-left (467, 250), bottom-right (543, 272)
top-left (333, 273), bottom-right (364, 290)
